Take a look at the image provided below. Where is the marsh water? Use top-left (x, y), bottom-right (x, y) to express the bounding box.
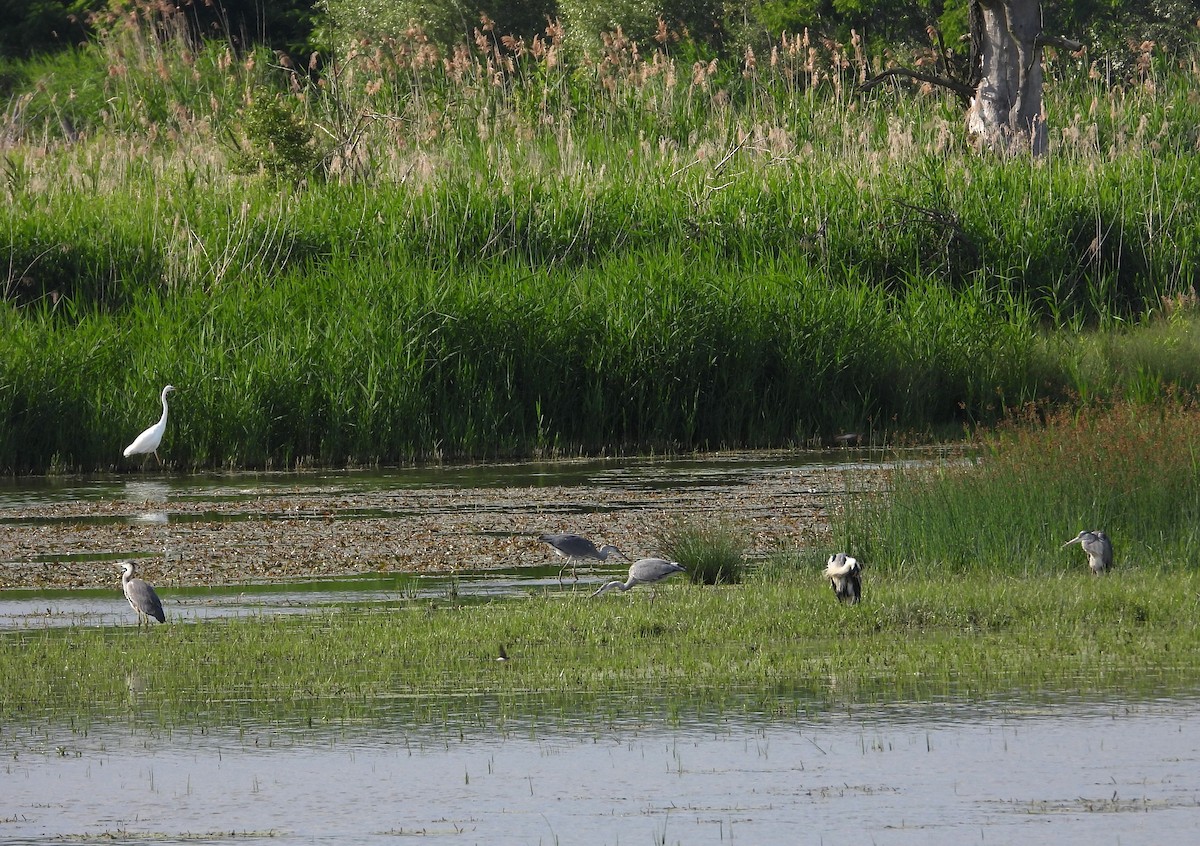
top-left (4, 696), bottom-right (1199, 844)
top-left (3, 455), bottom-right (1199, 844)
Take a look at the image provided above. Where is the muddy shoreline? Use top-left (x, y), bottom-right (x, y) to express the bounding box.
top-left (1, 457), bottom-right (889, 591)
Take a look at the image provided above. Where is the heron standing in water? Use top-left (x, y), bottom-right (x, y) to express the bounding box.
top-left (119, 561), bottom-right (166, 626)
top-left (1062, 530), bottom-right (1112, 575)
top-left (123, 385), bottom-right (176, 466)
top-left (539, 533), bottom-right (626, 584)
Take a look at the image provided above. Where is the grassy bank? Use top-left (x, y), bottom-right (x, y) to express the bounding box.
top-left (843, 401), bottom-right (1200, 576)
top-left (2, 17), bottom-right (1199, 471)
top-left (0, 253), bottom-right (1040, 471)
top-left (3, 567), bottom-right (1197, 726)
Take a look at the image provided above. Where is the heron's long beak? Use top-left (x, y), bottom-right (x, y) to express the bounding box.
top-left (1061, 538), bottom-right (1080, 548)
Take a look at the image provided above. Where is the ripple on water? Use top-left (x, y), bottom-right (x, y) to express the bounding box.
top-left (1, 693), bottom-right (1198, 846)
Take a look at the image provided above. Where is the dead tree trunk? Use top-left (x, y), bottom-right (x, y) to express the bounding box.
top-left (965, 0), bottom-right (1048, 155)
top-left (860, 1), bottom-right (1081, 156)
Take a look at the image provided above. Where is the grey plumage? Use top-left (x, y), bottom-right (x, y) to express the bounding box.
top-left (1062, 530), bottom-right (1112, 575)
top-left (824, 552), bottom-right (862, 604)
top-left (592, 557), bottom-right (686, 601)
top-left (119, 561), bottom-right (165, 625)
top-left (539, 532), bottom-right (626, 583)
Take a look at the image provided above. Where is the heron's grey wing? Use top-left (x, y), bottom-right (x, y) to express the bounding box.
top-left (134, 581), bottom-right (166, 622)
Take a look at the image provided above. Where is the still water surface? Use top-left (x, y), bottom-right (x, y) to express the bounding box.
top-left (4, 697), bottom-right (1198, 845)
top-left (3, 457), bottom-right (1197, 844)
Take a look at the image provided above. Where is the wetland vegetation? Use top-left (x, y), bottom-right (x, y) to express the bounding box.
top-left (1, 6), bottom-right (1199, 472)
top-left (3, 5), bottom-right (1200, 731)
top-left (4, 564), bottom-right (1198, 725)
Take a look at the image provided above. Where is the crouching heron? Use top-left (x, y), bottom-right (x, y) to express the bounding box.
top-left (539, 533), bottom-right (626, 584)
top-left (592, 557), bottom-right (686, 603)
top-left (119, 561), bottom-right (165, 626)
top-left (1062, 530), bottom-right (1112, 575)
top-left (824, 552), bottom-right (863, 604)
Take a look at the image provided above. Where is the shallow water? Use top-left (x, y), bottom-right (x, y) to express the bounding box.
top-left (0, 451), bottom-right (895, 620)
top-left (3, 696), bottom-right (1197, 845)
top-left (5, 455), bottom-right (1197, 844)
top-left (0, 570), bottom-right (591, 630)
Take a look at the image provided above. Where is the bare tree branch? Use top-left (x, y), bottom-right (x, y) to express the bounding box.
top-left (1036, 34), bottom-right (1085, 52)
top-left (858, 68), bottom-right (976, 103)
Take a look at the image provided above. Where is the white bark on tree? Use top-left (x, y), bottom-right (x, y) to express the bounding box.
top-left (965, 0), bottom-right (1048, 155)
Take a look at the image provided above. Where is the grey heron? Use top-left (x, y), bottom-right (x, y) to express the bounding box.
top-left (119, 561), bottom-right (165, 626)
top-left (824, 552), bottom-right (863, 604)
top-left (1062, 530), bottom-right (1112, 575)
top-left (124, 385), bottom-right (176, 465)
top-left (539, 533), bottom-right (626, 584)
top-left (592, 557), bottom-right (686, 602)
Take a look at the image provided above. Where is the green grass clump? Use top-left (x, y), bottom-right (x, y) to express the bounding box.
top-left (842, 401), bottom-right (1200, 577)
top-left (660, 519), bottom-right (746, 585)
top-left (662, 518), bottom-right (744, 583)
top-left (3, 567), bottom-right (1198, 727)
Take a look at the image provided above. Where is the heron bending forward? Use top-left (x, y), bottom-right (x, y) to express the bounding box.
top-left (539, 533), bottom-right (626, 583)
top-left (119, 561), bottom-right (166, 626)
top-left (592, 557), bottom-right (686, 602)
top-left (1062, 530), bottom-right (1112, 575)
top-left (824, 553), bottom-right (863, 604)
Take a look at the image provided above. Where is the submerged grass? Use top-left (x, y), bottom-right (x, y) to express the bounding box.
top-left (3, 567), bottom-right (1198, 726)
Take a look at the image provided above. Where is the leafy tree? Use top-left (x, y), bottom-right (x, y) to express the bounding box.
top-left (0, 0), bottom-right (323, 59)
top-left (320, 0), bottom-right (557, 50)
top-left (0, 0), bottom-right (95, 58)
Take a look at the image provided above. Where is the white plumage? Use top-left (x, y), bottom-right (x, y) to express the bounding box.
top-left (824, 552), bottom-right (863, 604)
top-left (124, 385), bottom-right (175, 464)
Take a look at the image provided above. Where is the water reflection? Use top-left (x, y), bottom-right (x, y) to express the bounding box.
top-left (0, 451), bottom-right (887, 621)
top-left (2, 696), bottom-right (1197, 845)
top-left (0, 570), bottom-right (589, 630)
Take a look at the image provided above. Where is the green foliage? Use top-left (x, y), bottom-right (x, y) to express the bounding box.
top-left (661, 520), bottom-right (746, 584)
top-left (0, 0), bottom-right (321, 60)
top-left (0, 0), bottom-right (95, 60)
top-left (1046, 0), bottom-right (1200, 60)
top-left (321, 0), bottom-right (557, 49)
top-left (4, 566), bottom-right (1200, 721)
top-left (842, 402), bottom-right (1200, 577)
top-left (1, 14), bottom-right (1199, 471)
top-left (559, 0), bottom-right (725, 50)
top-left (231, 92), bottom-right (324, 182)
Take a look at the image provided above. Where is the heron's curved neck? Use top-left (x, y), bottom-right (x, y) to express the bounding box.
top-left (594, 579), bottom-right (633, 596)
top-left (158, 392), bottom-right (171, 422)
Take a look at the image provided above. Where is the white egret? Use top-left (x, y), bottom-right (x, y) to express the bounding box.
top-left (123, 385), bottom-right (176, 465)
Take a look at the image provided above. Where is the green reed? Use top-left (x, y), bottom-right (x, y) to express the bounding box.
top-left (0, 247), bottom-right (1044, 471)
top-left (842, 401), bottom-right (1200, 576)
top-left (3, 566), bottom-right (1198, 725)
top-left (2, 18), bottom-right (1199, 470)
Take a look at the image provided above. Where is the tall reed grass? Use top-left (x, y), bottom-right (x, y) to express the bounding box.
top-left (1, 10), bottom-right (1199, 470)
top-left (841, 402), bottom-right (1200, 576)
